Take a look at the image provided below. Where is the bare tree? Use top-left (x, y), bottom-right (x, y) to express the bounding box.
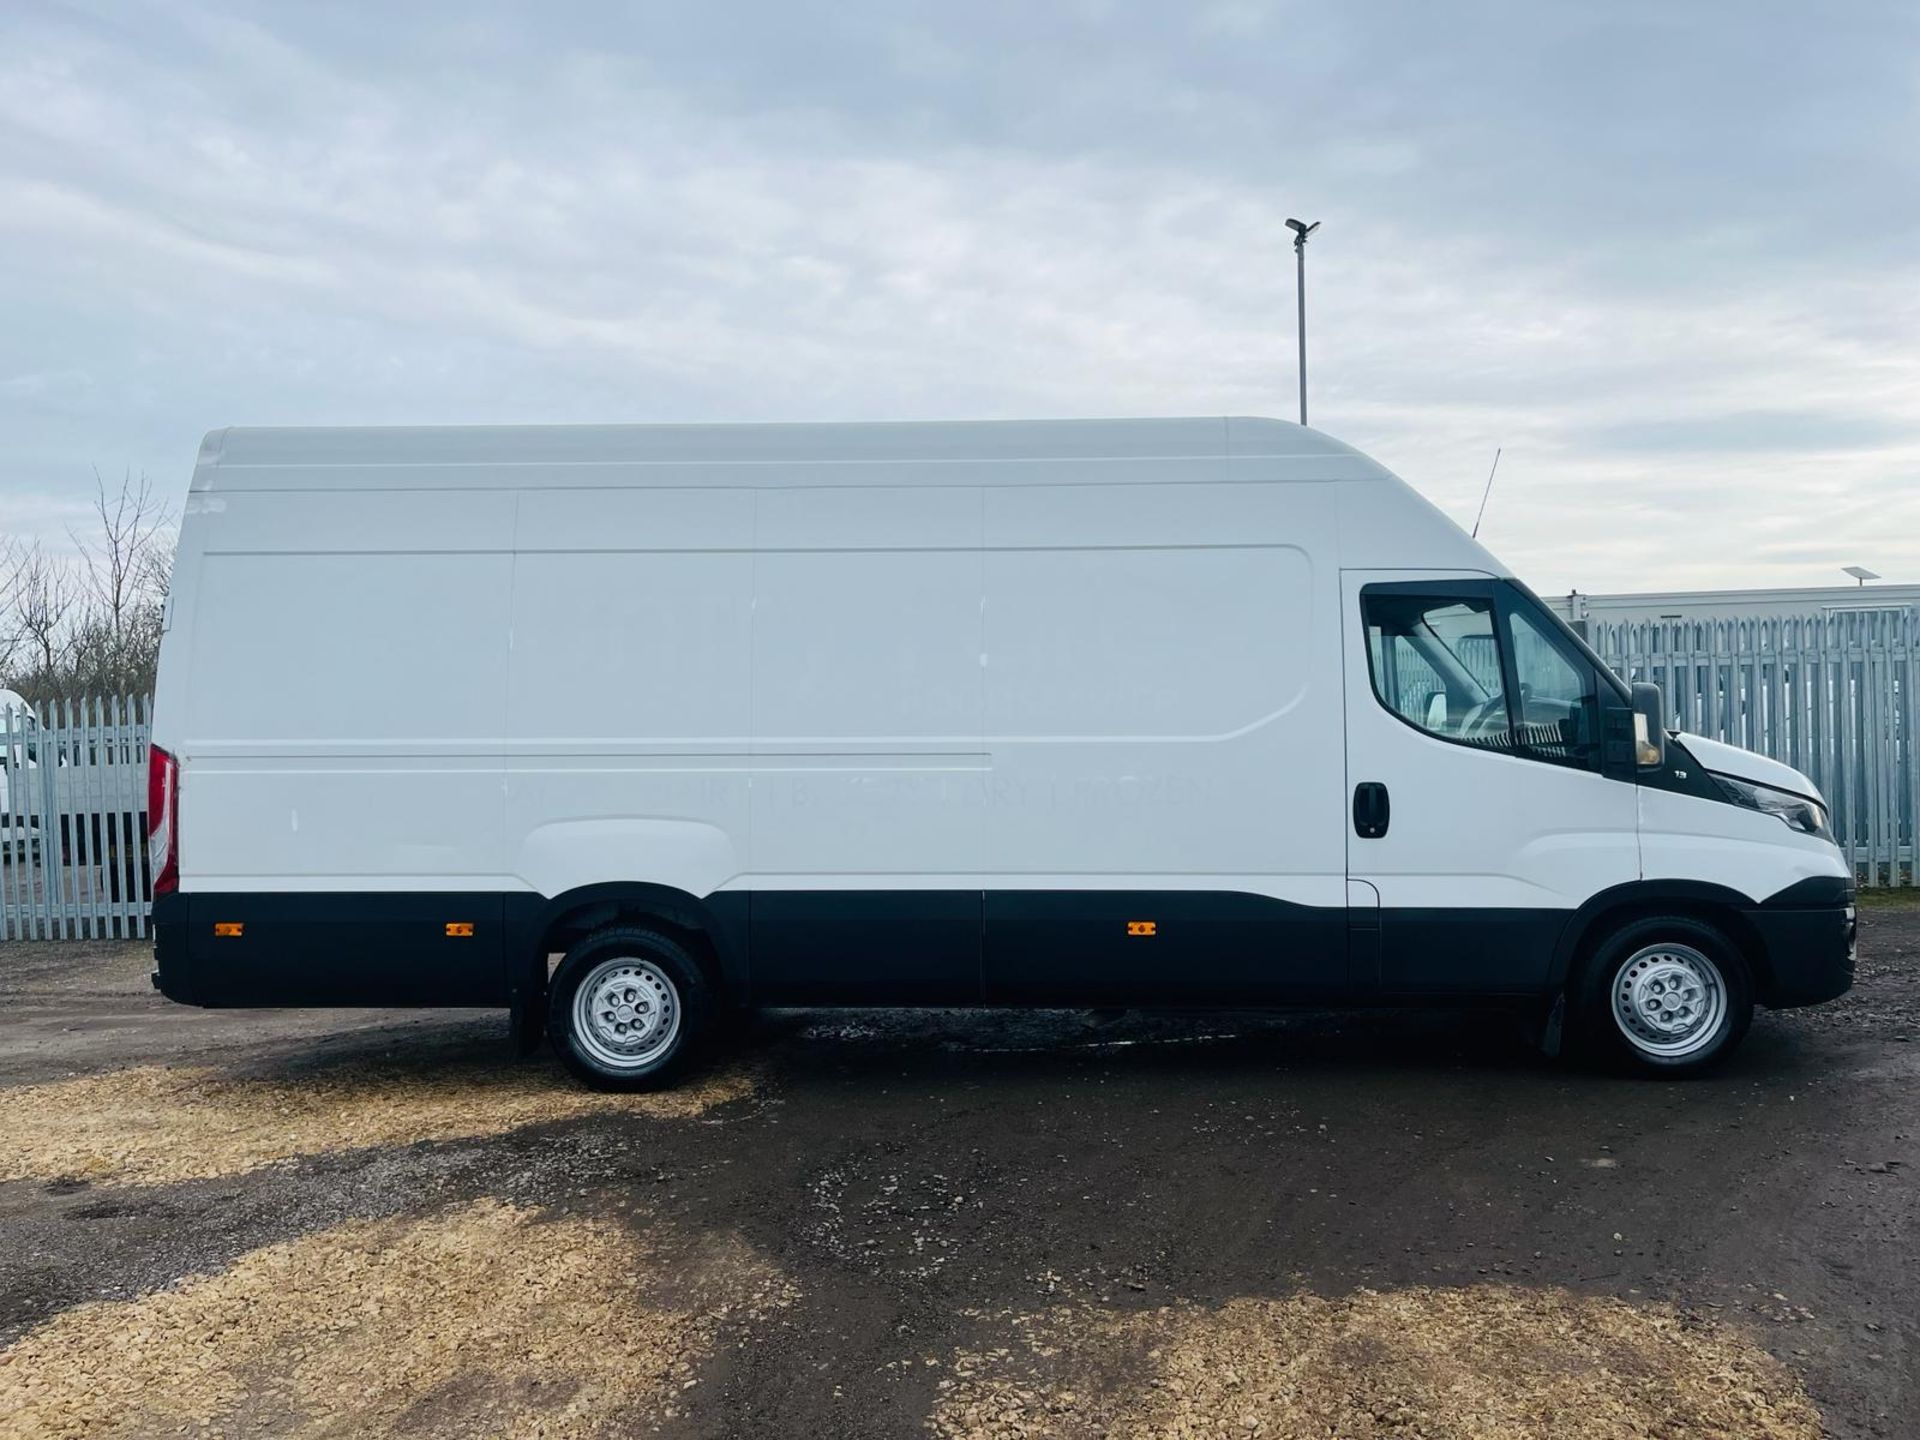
top-left (0, 470), bottom-right (176, 703)
top-left (0, 535), bottom-right (24, 681)
top-left (73, 469), bottom-right (172, 650)
top-left (6, 539), bottom-right (82, 689)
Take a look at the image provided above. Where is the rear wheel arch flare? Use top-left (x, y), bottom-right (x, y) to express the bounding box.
top-left (527, 883), bottom-right (739, 999)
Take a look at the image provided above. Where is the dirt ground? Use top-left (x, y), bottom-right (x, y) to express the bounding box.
top-left (1, 904), bottom-right (1915, 1438)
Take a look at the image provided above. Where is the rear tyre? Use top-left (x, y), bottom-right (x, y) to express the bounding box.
top-left (1576, 915), bottom-right (1753, 1076)
top-left (547, 926), bottom-right (712, 1091)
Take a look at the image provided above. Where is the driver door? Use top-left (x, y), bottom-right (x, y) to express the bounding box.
top-left (1341, 573), bottom-right (1639, 993)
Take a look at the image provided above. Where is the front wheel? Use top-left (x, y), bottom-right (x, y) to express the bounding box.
top-left (547, 926), bottom-right (712, 1090)
top-left (1577, 916), bottom-right (1754, 1076)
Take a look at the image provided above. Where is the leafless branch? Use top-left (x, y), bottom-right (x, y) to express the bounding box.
top-left (3, 470), bottom-right (176, 702)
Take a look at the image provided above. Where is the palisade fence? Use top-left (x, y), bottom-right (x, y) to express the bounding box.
top-left (1588, 608), bottom-right (1917, 887)
top-left (1, 698), bottom-right (152, 940)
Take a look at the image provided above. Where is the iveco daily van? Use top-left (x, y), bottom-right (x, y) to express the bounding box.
top-left (149, 419), bottom-right (1855, 1087)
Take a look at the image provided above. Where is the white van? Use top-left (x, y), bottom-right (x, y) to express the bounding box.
top-left (149, 419), bottom-right (1855, 1087)
top-left (1, 688), bottom-right (42, 860)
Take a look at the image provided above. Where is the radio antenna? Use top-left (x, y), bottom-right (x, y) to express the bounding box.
top-left (1470, 447), bottom-right (1502, 540)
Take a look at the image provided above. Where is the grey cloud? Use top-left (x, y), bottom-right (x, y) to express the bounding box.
top-left (2, 0), bottom-right (1917, 593)
top-left (1580, 410), bottom-right (1920, 455)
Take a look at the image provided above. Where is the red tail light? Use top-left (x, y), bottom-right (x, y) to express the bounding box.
top-left (148, 744), bottom-right (179, 896)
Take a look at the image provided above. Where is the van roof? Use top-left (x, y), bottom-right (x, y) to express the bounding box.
top-left (192, 418), bottom-right (1395, 490)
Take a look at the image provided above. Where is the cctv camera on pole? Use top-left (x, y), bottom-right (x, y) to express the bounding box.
top-left (1285, 218), bottom-right (1320, 426)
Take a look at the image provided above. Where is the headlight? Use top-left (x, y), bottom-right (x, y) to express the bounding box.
top-left (1712, 772), bottom-right (1832, 840)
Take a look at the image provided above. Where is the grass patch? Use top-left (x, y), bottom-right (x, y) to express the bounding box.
top-left (934, 1286), bottom-right (1820, 1439)
top-left (0, 1199), bottom-right (791, 1438)
top-left (1853, 885), bottom-right (1920, 908)
top-left (0, 1053), bottom-right (753, 1187)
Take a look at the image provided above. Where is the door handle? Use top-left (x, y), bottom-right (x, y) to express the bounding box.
top-left (1353, 781), bottom-right (1390, 839)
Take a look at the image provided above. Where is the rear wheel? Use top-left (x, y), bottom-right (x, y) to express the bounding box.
top-left (547, 926), bottom-right (712, 1090)
top-left (1577, 915), bottom-right (1753, 1076)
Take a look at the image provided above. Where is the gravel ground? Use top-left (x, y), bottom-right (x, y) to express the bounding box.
top-left (1, 903), bottom-right (1915, 1437)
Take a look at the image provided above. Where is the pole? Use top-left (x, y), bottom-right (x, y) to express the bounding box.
top-left (1296, 239), bottom-right (1308, 426)
top-left (1286, 219), bottom-right (1319, 427)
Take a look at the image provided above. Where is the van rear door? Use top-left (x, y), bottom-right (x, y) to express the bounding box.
top-left (1339, 572), bottom-right (1638, 993)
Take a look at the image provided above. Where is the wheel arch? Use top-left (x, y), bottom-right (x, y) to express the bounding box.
top-left (506, 882), bottom-right (749, 1012)
top-left (1549, 880), bottom-right (1769, 997)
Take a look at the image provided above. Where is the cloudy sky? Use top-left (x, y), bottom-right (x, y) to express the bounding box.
top-left (2, 0), bottom-right (1916, 594)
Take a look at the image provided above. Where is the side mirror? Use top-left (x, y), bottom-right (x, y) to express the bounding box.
top-left (1631, 682), bottom-right (1666, 769)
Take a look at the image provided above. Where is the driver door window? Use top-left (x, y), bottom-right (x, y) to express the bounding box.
top-left (1362, 593), bottom-right (1512, 749)
top-left (1362, 585), bottom-right (1607, 771)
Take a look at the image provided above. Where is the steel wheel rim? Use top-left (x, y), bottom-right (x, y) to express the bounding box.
top-left (572, 957), bottom-right (681, 1070)
top-left (1612, 942), bottom-right (1727, 1058)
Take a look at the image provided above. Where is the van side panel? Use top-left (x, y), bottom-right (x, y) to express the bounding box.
top-left (979, 478), bottom-right (1347, 998)
top-left (720, 476), bottom-right (1350, 1002)
top-left (743, 484), bottom-right (989, 999)
top-left (173, 490), bottom-right (514, 894)
top-left (749, 485), bottom-right (987, 877)
top-left (505, 487), bottom-right (753, 901)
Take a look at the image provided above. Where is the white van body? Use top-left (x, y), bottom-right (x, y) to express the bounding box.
top-left (149, 419), bottom-right (1854, 1081)
top-left (0, 689), bottom-right (40, 858)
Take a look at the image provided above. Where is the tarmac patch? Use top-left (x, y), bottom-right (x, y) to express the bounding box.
top-left (932, 1284), bottom-right (1821, 1439)
top-left (0, 1055), bottom-right (755, 1187)
top-left (0, 1198), bottom-right (791, 1438)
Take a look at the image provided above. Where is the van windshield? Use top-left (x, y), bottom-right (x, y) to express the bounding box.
top-left (1505, 579), bottom-right (1631, 701)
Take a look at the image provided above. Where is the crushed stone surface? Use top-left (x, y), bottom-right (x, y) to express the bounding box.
top-left (8, 909), bottom-right (1920, 1437)
top-left (0, 1197), bottom-right (794, 1438)
top-left (931, 1285), bottom-right (1824, 1440)
top-left (0, 1055), bottom-right (755, 1187)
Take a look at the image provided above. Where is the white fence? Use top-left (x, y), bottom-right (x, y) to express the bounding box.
top-left (1589, 608), bottom-right (1917, 886)
top-left (1, 698), bottom-right (152, 940)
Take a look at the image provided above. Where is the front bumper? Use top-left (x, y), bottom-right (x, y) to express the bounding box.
top-left (1743, 877), bottom-right (1856, 1009)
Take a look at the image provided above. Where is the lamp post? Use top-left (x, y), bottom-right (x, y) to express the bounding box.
top-left (1285, 218), bottom-right (1320, 426)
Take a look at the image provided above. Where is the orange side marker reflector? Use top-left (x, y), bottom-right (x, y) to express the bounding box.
top-left (213, 922), bottom-right (243, 938)
top-left (445, 922), bottom-right (475, 938)
top-left (1126, 920), bottom-right (1157, 937)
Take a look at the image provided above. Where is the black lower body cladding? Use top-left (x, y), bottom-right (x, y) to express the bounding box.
top-left (151, 891), bottom-right (512, 1007)
top-left (150, 884), bottom-right (1856, 1013)
top-left (156, 888), bottom-right (1360, 1009)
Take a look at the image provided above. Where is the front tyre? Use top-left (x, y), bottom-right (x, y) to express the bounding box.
top-left (1578, 916), bottom-right (1753, 1076)
top-left (547, 927), bottom-right (712, 1090)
